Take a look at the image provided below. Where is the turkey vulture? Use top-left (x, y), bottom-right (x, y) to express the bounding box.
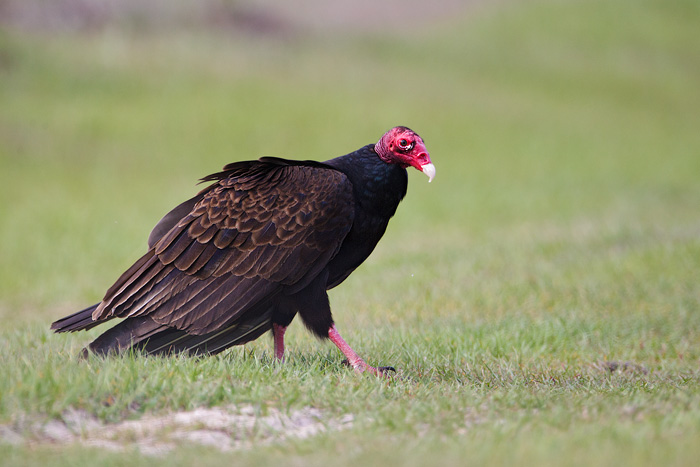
top-left (51, 126), bottom-right (435, 375)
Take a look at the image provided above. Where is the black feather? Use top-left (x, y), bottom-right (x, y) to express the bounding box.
top-left (50, 304), bottom-right (101, 333)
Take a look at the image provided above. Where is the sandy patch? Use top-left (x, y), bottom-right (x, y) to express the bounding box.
top-left (1, 405), bottom-right (354, 455)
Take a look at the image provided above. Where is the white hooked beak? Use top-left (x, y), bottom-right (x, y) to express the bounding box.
top-left (421, 163), bottom-right (436, 183)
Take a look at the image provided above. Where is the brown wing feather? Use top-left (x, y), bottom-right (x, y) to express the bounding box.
top-left (91, 160), bottom-right (355, 336)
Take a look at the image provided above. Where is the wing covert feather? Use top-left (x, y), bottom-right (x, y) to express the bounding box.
top-left (154, 163), bottom-right (355, 283)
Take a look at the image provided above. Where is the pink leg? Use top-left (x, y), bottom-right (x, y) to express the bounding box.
top-left (273, 323), bottom-right (287, 361)
top-left (327, 325), bottom-right (393, 376)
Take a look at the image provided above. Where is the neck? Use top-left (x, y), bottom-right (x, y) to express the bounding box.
top-left (374, 138), bottom-right (393, 164)
top-left (324, 145), bottom-right (408, 217)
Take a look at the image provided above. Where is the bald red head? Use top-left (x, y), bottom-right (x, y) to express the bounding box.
top-left (374, 126), bottom-right (435, 182)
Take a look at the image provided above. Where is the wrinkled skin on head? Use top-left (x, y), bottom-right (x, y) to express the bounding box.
top-left (374, 126), bottom-right (435, 182)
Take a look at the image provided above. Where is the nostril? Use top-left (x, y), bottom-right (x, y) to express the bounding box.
top-left (417, 152), bottom-right (430, 165)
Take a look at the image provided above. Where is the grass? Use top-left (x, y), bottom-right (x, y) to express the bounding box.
top-left (1, 0), bottom-right (700, 465)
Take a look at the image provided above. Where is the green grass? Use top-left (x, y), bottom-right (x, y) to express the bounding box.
top-left (1, 0), bottom-right (700, 465)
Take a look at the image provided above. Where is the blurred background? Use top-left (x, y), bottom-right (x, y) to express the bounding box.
top-left (0, 0), bottom-right (698, 329)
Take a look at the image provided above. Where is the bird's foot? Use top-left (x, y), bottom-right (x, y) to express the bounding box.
top-left (341, 358), bottom-right (396, 377)
top-left (329, 325), bottom-right (395, 377)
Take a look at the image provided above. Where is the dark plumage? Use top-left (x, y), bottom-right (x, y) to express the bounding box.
top-left (51, 126), bottom-right (435, 375)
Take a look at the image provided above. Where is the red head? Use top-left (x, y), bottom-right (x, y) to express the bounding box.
top-left (374, 126), bottom-right (435, 182)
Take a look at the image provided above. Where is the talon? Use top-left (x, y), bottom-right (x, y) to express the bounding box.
top-left (340, 359), bottom-right (395, 377)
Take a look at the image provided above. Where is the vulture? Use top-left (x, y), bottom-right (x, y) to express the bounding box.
top-left (51, 126), bottom-right (435, 375)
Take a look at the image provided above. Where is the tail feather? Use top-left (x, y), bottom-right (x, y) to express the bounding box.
top-left (51, 304), bottom-right (103, 333)
top-left (140, 304), bottom-right (274, 355)
top-left (54, 301), bottom-right (276, 357)
top-left (86, 316), bottom-right (167, 355)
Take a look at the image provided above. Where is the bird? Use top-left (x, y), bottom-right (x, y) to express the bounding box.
top-left (51, 126), bottom-right (435, 375)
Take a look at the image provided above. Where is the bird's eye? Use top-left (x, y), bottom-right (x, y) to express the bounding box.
top-left (398, 139), bottom-right (413, 150)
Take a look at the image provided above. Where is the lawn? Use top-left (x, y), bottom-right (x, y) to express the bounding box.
top-left (1, 0), bottom-right (699, 465)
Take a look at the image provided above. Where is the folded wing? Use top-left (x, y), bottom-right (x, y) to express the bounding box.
top-left (91, 159), bottom-right (355, 336)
